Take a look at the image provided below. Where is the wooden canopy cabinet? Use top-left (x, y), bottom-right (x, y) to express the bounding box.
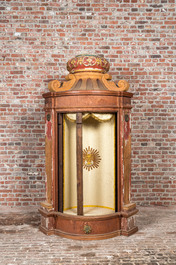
top-left (39, 55), bottom-right (138, 240)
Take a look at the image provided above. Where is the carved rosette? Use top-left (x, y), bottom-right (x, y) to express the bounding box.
top-left (67, 55), bottom-right (110, 74)
top-left (48, 55), bottom-right (129, 92)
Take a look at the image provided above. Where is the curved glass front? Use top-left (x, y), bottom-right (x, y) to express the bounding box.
top-left (63, 113), bottom-right (116, 216)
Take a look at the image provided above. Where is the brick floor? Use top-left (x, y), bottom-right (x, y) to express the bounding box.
top-left (0, 206), bottom-right (176, 264)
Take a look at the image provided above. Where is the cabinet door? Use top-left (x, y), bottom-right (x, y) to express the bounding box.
top-left (63, 113), bottom-right (116, 216)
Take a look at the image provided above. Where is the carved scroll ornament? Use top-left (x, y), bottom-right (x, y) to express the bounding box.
top-left (48, 55), bottom-right (129, 92)
top-left (102, 74), bottom-right (129, 92)
top-left (48, 74), bottom-right (76, 92)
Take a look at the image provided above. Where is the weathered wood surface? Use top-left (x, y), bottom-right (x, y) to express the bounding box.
top-left (76, 113), bottom-right (83, 216)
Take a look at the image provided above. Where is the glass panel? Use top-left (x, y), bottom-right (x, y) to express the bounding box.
top-left (82, 114), bottom-right (115, 216)
top-left (63, 114), bottom-right (77, 214)
top-left (63, 113), bottom-right (115, 216)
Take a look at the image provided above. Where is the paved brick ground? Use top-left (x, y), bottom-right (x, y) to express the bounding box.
top-left (0, 206), bottom-right (176, 265)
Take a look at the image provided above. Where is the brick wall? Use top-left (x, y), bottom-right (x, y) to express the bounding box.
top-left (0, 0), bottom-right (175, 207)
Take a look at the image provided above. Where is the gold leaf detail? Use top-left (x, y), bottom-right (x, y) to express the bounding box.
top-left (83, 146), bottom-right (101, 171)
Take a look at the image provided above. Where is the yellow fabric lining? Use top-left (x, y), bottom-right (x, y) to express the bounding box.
top-left (65, 113), bottom-right (113, 123)
top-left (64, 205), bottom-right (114, 211)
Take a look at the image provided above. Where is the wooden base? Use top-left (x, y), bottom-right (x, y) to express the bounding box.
top-left (39, 207), bottom-right (138, 240)
top-left (39, 225), bottom-right (138, 240)
top-left (39, 225), bottom-right (122, 240)
top-left (121, 226), bottom-right (138, 237)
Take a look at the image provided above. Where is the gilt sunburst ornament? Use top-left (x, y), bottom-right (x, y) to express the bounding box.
top-left (83, 146), bottom-right (101, 171)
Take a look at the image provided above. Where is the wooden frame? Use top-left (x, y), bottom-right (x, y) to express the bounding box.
top-left (58, 113), bottom-right (63, 212)
top-left (39, 90), bottom-right (138, 240)
top-left (76, 113), bottom-right (83, 215)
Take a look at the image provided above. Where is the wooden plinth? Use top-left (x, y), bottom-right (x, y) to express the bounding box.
top-left (39, 208), bottom-right (138, 240)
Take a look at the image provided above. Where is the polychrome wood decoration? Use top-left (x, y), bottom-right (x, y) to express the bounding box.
top-left (39, 54), bottom-right (138, 240)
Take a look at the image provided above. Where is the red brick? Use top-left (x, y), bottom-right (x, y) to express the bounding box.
top-left (0, 0), bottom-right (175, 208)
